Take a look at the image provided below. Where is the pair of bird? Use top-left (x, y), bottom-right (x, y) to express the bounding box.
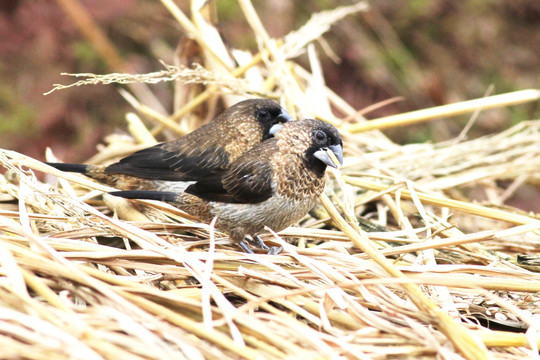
top-left (47, 99), bottom-right (343, 254)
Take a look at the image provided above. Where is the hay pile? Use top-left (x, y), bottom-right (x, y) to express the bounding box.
top-left (1, 1), bottom-right (540, 359)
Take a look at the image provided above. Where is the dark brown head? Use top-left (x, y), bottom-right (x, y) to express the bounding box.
top-left (275, 118), bottom-right (343, 176)
top-left (216, 98), bottom-right (294, 140)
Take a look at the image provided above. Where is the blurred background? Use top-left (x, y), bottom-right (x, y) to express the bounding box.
top-left (1, 0), bottom-right (539, 162)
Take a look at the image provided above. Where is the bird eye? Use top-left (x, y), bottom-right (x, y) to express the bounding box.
top-left (256, 109), bottom-right (270, 120)
top-left (314, 130), bottom-right (327, 144)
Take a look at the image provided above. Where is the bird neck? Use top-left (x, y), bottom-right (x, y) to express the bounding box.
top-left (303, 152), bottom-right (327, 178)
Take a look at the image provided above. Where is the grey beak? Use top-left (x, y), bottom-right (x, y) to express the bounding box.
top-left (313, 144), bottom-right (344, 169)
top-left (269, 108), bottom-right (294, 135)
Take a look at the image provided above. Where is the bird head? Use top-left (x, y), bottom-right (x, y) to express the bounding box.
top-left (220, 98), bottom-right (294, 140)
top-left (309, 121), bottom-right (343, 170)
top-left (252, 100), bottom-right (294, 139)
top-left (276, 118), bottom-right (343, 174)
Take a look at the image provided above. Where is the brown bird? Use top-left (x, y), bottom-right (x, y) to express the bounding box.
top-left (46, 98), bottom-right (293, 191)
top-left (111, 118), bottom-right (343, 253)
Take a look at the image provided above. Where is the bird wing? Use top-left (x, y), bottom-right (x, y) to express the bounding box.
top-left (104, 140), bottom-right (230, 182)
top-left (185, 142), bottom-right (276, 204)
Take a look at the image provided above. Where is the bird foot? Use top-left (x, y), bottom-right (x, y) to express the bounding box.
top-left (247, 236), bottom-right (269, 250)
top-left (237, 236), bottom-right (282, 255)
top-left (237, 240), bottom-right (255, 254)
top-left (266, 246), bottom-right (283, 255)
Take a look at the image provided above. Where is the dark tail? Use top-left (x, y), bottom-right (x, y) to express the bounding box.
top-left (109, 190), bottom-right (178, 202)
top-left (46, 162), bottom-right (90, 174)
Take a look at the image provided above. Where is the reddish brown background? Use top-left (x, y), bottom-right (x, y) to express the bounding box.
top-left (1, 1), bottom-right (539, 162)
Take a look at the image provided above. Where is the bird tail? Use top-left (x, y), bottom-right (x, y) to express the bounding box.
top-left (46, 162), bottom-right (91, 174)
top-left (46, 162), bottom-right (167, 191)
top-left (109, 190), bottom-right (178, 202)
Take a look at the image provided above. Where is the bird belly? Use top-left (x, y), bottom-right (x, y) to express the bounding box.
top-left (209, 195), bottom-right (317, 239)
top-left (87, 171), bottom-right (194, 192)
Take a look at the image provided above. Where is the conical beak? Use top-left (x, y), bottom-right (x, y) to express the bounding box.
top-left (269, 108), bottom-right (294, 135)
top-left (313, 144), bottom-right (343, 169)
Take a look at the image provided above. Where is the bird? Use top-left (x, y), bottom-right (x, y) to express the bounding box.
top-left (110, 118), bottom-right (343, 254)
top-left (46, 98), bottom-right (294, 192)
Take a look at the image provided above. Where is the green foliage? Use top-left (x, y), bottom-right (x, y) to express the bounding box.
top-left (0, 86), bottom-right (38, 136)
top-left (215, 0), bottom-right (239, 19)
top-left (71, 41), bottom-right (107, 71)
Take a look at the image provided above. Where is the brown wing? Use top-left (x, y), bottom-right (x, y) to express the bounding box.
top-left (104, 139), bottom-right (230, 181)
top-left (185, 140), bottom-right (276, 204)
top-left (103, 98), bottom-right (289, 182)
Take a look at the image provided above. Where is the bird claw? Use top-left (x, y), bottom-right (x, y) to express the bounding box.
top-left (237, 240), bottom-right (255, 254)
top-left (248, 236), bottom-right (269, 250)
top-left (237, 236), bottom-right (281, 255)
top-left (266, 246), bottom-right (282, 255)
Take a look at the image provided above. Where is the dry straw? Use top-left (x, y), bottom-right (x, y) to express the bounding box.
top-left (1, 1), bottom-right (540, 359)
